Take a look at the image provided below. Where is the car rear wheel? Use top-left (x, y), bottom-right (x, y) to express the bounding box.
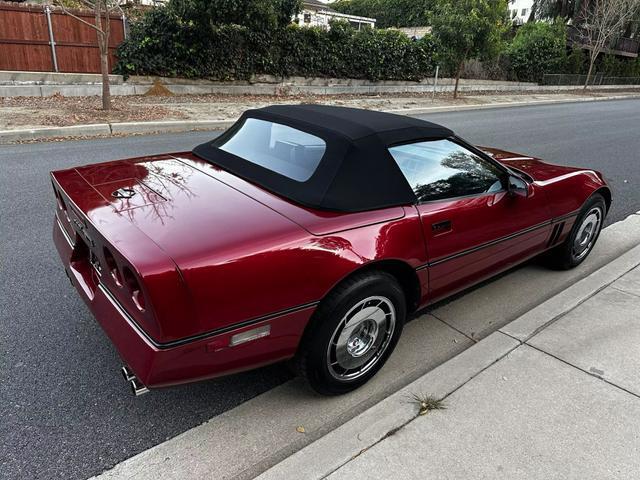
top-left (545, 193), bottom-right (606, 270)
top-left (295, 271), bottom-right (406, 395)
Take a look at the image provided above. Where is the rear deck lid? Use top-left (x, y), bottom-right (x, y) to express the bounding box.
top-left (54, 155), bottom-right (307, 269)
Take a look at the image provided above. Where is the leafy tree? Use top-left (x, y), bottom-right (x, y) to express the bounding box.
top-left (507, 21), bottom-right (568, 81)
top-left (432, 0), bottom-right (508, 98)
top-left (332, 0), bottom-right (435, 28)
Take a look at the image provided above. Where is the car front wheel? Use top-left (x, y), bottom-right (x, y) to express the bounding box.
top-left (295, 271), bottom-right (406, 395)
top-left (546, 193), bottom-right (606, 270)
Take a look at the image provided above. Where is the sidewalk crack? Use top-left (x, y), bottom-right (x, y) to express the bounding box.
top-left (525, 343), bottom-right (640, 401)
top-left (609, 285), bottom-right (640, 299)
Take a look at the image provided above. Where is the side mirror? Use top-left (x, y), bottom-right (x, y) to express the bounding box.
top-left (507, 174), bottom-right (529, 198)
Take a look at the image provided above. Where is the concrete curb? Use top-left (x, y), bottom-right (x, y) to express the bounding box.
top-left (109, 120), bottom-right (234, 135)
top-left (387, 93), bottom-right (640, 116)
top-left (256, 236), bottom-right (640, 480)
top-left (0, 123), bottom-right (112, 143)
top-left (0, 120), bottom-right (234, 144)
top-left (2, 93), bottom-right (640, 144)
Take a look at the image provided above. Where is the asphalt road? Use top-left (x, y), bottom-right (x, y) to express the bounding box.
top-left (1, 98), bottom-right (639, 480)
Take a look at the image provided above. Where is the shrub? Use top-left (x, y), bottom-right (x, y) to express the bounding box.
top-left (506, 21), bottom-right (567, 82)
top-left (461, 56), bottom-right (512, 81)
top-left (115, 12), bottom-right (436, 81)
top-left (600, 54), bottom-right (640, 77)
top-left (115, 9), bottom-right (204, 78)
top-left (566, 46), bottom-right (586, 74)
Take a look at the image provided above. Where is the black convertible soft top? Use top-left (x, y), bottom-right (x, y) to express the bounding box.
top-left (193, 104), bottom-right (454, 212)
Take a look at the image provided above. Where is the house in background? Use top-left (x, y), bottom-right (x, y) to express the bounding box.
top-left (294, 0), bottom-right (375, 30)
top-left (390, 26), bottom-right (432, 40)
top-left (508, 0), bottom-right (533, 25)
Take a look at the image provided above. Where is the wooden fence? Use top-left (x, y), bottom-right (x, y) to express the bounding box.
top-left (0, 2), bottom-right (125, 74)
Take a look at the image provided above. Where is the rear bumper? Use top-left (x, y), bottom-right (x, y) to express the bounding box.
top-left (53, 216), bottom-right (315, 388)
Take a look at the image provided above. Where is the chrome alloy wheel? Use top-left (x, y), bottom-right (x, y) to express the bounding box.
top-left (572, 206), bottom-right (603, 261)
top-left (326, 296), bottom-right (396, 381)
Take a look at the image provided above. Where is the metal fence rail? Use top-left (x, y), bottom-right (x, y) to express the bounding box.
top-left (542, 74), bottom-right (640, 86)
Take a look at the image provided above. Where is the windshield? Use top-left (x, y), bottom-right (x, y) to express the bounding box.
top-left (217, 118), bottom-right (326, 182)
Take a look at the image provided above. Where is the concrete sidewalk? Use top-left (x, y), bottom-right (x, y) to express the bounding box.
top-left (258, 244), bottom-right (640, 480)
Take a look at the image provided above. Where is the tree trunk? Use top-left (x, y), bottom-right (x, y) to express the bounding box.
top-left (584, 52), bottom-right (597, 90)
top-left (94, 2), bottom-right (110, 110)
top-left (100, 46), bottom-right (111, 110)
top-left (453, 58), bottom-right (465, 99)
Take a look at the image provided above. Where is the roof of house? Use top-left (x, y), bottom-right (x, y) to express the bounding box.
top-left (303, 0), bottom-right (337, 12)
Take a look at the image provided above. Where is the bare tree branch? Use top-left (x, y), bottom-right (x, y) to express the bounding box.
top-left (579, 0), bottom-right (640, 88)
top-left (57, 3), bottom-right (102, 33)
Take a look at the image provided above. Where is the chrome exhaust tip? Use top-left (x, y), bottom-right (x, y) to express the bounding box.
top-left (121, 365), bottom-right (135, 382)
top-left (121, 365), bottom-right (149, 396)
top-left (130, 378), bottom-right (149, 397)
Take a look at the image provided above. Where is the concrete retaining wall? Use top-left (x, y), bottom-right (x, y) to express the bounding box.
top-left (1, 70), bottom-right (638, 97)
top-left (2, 82), bottom-right (639, 97)
top-left (0, 70), bottom-right (123, 85)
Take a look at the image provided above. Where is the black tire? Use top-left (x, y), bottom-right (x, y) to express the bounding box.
top-left (545, 193), bottom-right (606, 270)
top-left (295, 271), bottom-right (406, 395)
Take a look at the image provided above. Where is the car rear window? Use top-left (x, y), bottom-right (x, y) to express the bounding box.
top-left (217, 118), bottom-right (326, 182)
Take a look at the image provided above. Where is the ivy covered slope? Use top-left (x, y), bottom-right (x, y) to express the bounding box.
top-left (114, 0), bottom-right (436, 81)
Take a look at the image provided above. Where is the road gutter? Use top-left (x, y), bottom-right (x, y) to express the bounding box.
top-left (2, 93), bottom-right (639, 144)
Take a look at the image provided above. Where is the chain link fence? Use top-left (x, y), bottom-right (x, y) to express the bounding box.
top-left (542, 74), bottom-right (640, 86)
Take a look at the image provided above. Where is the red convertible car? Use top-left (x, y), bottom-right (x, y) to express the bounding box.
top-left (51, 105), bottom-right (611, 395)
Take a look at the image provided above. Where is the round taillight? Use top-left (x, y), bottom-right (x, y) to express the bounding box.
top-left (123, 267), bottom-right (145, 312)
top-left (103, 247), bottom-right (122, 287)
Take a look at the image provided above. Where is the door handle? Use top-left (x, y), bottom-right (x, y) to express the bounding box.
top-left (432, 220), bottom-right (452, 233)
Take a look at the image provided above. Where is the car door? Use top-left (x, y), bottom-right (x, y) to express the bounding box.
top-left (388, 138), bottom-right (552, 303)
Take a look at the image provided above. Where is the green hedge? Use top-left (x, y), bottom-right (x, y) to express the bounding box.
top-left (114, 7), bottom-right (639, 85)
top-left (115, 12), bottom-right (436, 81)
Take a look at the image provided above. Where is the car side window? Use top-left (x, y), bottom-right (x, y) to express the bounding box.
top-left (388, 139), bottom-right (504, 202)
